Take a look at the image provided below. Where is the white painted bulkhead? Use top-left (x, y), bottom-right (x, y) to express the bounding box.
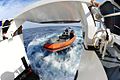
top-left (0, 34), bottom-right (29, 79)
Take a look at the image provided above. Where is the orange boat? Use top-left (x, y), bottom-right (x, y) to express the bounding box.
top-left (44, 35), bottom-right (76, 52)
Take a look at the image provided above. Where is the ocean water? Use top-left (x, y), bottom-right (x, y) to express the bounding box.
top-left (23, 26), bottom-right (83, 80)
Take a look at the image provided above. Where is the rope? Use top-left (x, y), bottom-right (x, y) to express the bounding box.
top-left (92, 29), bottom-right (111, 59)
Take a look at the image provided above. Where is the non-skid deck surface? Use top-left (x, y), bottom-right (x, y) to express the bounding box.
top-left (100, 46), bottom-right (120, 80)
top-left (77, 49), bottom-right (108, 80)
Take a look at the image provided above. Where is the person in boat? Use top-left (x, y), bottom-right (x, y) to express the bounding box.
top-left (64, 28), bottom-right (69, 36)
top-left (70, 30), bottom-right (74, 39)
top-left (60, 28), bottom-right (69, 40)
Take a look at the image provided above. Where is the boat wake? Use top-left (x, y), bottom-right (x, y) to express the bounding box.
top-left (26, 27), bottom-right (83, 80)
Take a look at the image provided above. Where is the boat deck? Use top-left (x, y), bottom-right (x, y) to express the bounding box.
top-left (95, 44), bottom-right (120, 80)
top-left (76, 49), bottom-right (108, 80)
top-left (75, 43), bottom-right (120, 80)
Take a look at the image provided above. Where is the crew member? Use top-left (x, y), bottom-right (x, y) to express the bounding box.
top-left (61, 28), bottom-right (69, 39)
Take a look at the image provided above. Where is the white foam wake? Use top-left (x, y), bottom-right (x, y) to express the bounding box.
top-left (27, 27), bottom-right (82, 80)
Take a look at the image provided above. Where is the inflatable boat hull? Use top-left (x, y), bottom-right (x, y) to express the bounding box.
top-left (44, 36), bottom-right (76, 52)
